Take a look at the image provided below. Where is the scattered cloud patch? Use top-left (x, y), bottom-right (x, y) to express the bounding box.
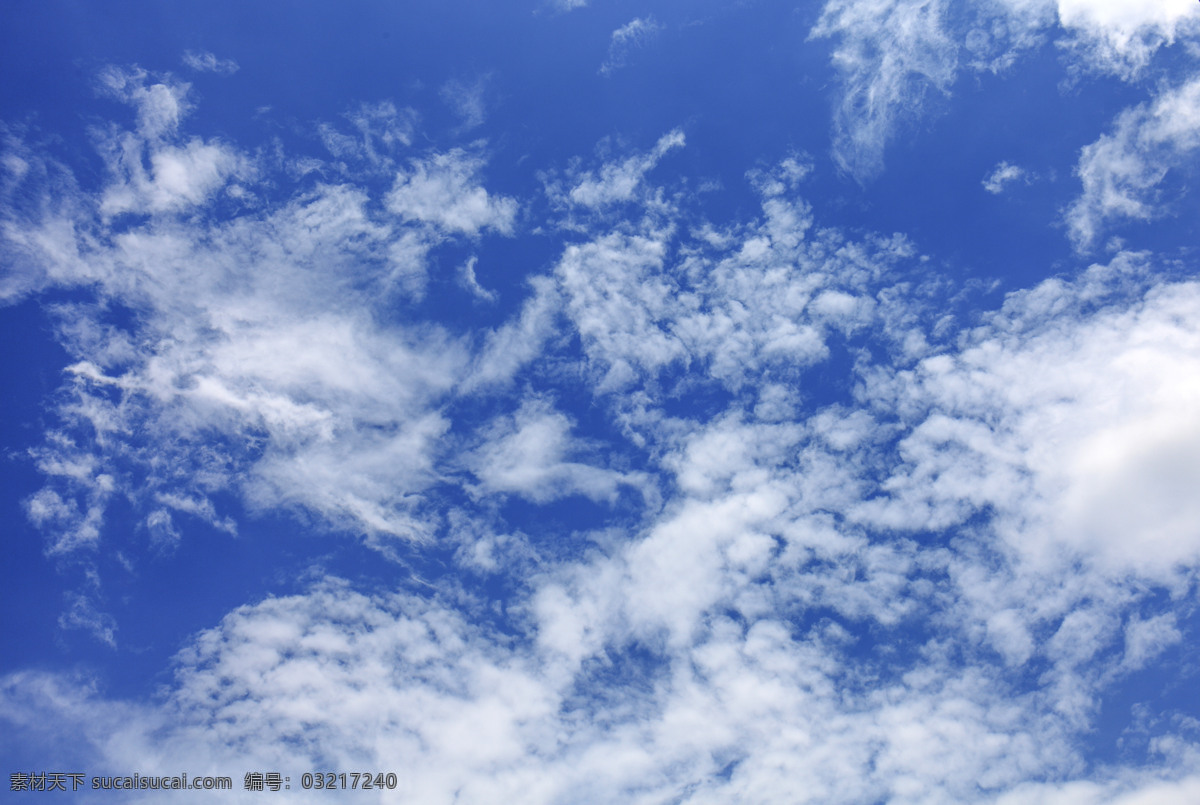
top-left (1066, 75), bottom-right (1200, 251)
top-left (181, 50), bottom-right (239, 75)
top-left (97, 65), bottom-right (191, 140)
top-left (983, 160), bottom-right (1029, 193)
top-left (554, 129), bottom-right (685, 210)
top-left (849, 254), bottom-right (1200, 707)
top-left (319, 100), bottom-right (416, 171)
top-left (462, 276), bottom-right (562, 392)
top-left (469, 397), bottom-right (636, 503)
top-left (554, 153), bottom-right (905, 396)
top-left (0, 92), bottom-right (534, 567)
top-left (58, 593), bottom-right (118, 647)
top-left (457, 255), bottom-right (497, 302)
top-left (1122, 613), bottom-right (1182, 672)
top-left (810, 0), bottom-right (1199, 180)
top-left (388, 148), bottom-right (518, 235)
top-left (600, 17), bottom-right (663, 76)
top-left (441, 76), bottom-right (490, 130)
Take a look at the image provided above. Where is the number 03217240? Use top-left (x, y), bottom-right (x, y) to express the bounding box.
top-left (300, 772), bottom-right (398, 790)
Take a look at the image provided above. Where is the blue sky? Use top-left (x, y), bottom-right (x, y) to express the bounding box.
top-left (3, 0), bottom-right (1200, 802)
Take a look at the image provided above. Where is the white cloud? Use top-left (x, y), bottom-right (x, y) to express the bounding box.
top-left (58, 593), bottom-right (118, 647)
top-left (23, 473), bottom-right (110, 557)
top-left (1, 585), bottom-right (570, 800)
top-left (1066, 75), bottom-right (1200, 251)
top-left (1122, 613), bottom-right (1182, 671)
top-left (810, 0), bottom-right (1199, 180)
top-left (468, 397), bottom-right (638, 503)
top-left (600, 17), bottom-right (663, 76)
top-left (858, 254), bottom-right (1200, 577)
top-left (182, 50), bottom-right (239, 75)
top-left (463, 275), bottom-right (562, 391)
top-left (752, 382), bottom-right (800, 422)
top-left (71, 68), bottom-right (255, 217)
top-left (987, 608), bottom-right (1036, 666)
top-left (962, 0), bottom-right (1056, 72)
top-left (387, 149), bottom-right (517, 235)
top-left (0, 89), bottom-right (539, 562)
top-left (994, 775), bottom-right (1200, 805)
top-left (555, 226), bottom-right (687, 390)
top-left (983, 160), bottom-right (1029, 193)
top-left (554, 153), bottom-right (904, 395)
top-left (965, 0), bottom-right (1200, 80)
top-left (97, 66), bottom-right (191, 140)
top-left (555, 129), bottom-right (685, 209)
top-left (1053, 0), bottom-right (1200, 78)
top-left (7, 420), bottom-right (1195, 802)
top-left (98, 135), bottom-right (250, 217)
top-left (837, 253), bottom-right (1200, 734)
top-left (457, 255), bottom-right (497, 302)
top-left (810, 0), bottom-right (959, 179)
top-left (441, 77), bottom-right (489, 130)
top-left (321, 100), bottom-right (416, 170)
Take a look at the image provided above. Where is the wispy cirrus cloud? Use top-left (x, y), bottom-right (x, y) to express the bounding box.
top-left (182, 50), bottom-right (239, 75)
top-left (0, 70), bottom-right (520, 575)
top-left (1066, 75), bottom-right (1200, 251)
top-left (318, 100), bottom-right (417, 172)
top-left (810, 0), bottom-right (959, 180)
top-left (810, 0), bottom-right (1200, 181)
top-left (467, 397), bottom-right (642, 504)
top-left (600, 16), bottom-right (663, 76)
top-left (562, 129), bottom-right (684, 209)
top-left (441, 76), bottom-right (490, 130)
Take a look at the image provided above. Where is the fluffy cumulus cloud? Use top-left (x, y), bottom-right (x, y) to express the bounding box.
top-left (877, 259), bottom-right (1200, 547)
top-left (4, 45), bottom-right (1200, 805)
top-left (553, 151), bottom-right (904, 397)
top-left (1052, 0), bottom-right (1200, 78)
top-left (80, 67), bottom-right (252, 217)
top-left (387, 148), bottom-right (517, 236)
top-left (850, 255), bottom-right (1200, 708)
top-left (5, 580), bottom-right (1197, 803)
